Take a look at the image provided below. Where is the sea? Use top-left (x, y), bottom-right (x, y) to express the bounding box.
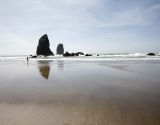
top-left (0, 53), bottom-right (160, 60)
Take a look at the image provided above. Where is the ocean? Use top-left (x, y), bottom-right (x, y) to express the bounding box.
top-left (0, 53), bottom-right (160, 61)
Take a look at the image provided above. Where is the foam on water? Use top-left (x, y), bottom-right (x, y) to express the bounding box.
top-left (0, 53), bottom-right (160, 61)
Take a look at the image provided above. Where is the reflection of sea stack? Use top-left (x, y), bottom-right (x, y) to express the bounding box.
top-left (57, 60), bottom-right (64, 71)
top-left (56, 44), bottom-right (64, 55)
top-left (38, 61), bottom-right (50, 79)
top-left (36, 34), bottom-right (54, 56)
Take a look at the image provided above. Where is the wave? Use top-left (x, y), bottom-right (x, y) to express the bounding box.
top-left (0, 53), bottom-right (159, 61)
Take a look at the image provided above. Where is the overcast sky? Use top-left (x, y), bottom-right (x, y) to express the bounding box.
top-left (0, 0), bottom-right (160, 55)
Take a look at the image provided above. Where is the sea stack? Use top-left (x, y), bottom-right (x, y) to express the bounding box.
top-left (36, 34), bottom-right (54, 56)
top-left (56, 43), bottom-right (64, 55)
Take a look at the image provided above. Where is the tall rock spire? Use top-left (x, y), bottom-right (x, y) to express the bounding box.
top-left (56, 43), bottom-right (64, 55)
top-left (36, 34), bottom-right (54, 56)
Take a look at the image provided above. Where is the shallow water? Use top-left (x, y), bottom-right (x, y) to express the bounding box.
top-left (0, 59), bottom-right (160, 125)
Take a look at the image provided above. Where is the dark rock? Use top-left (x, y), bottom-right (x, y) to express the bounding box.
top-left (63, 51), bottom-right (70, 57)
top-left (30, 55), bottom-right (37, 58)
top-left (75, 52), bottom-right (84, 56)
top-left (75, 53), bottom-right (79, 56)
top-left (56, 44), bottom-right (64, 55)
top-left (63, 51), bottom-right (85, 57)
top-left (63, 51), bottom-right (74, 57)
top-left (97, 55), bottom-right (99, 56)
top-left (71, 53), bottom-right (75, 56)
top-left (85, 54), bottom-right (92, 56)
top-left (147, 53), bottom-right (155, 56)
top-left (36, 34), bottom-right (54, 56)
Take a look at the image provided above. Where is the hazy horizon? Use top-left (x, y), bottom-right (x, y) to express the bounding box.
top-left (0, 0), bottom-right (160, 55)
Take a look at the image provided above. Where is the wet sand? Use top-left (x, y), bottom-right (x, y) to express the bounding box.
top-left (0, 60), bottom-right (160, 125)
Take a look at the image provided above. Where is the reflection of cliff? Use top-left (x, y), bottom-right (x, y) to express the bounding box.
top-left (38, 61), bottom-right (50, 79)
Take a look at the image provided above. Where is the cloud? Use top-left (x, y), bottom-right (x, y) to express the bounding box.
top-left (0, 0), bottom-right (160, 54)
top-left (93, 1), bottom-right (160, 28)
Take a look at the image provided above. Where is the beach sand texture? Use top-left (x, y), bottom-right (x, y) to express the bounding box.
top-left (0, 60), bottom-right (160, 125)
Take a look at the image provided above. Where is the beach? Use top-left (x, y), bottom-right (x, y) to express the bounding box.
top-left (0, 58), bottom-right (160, 125)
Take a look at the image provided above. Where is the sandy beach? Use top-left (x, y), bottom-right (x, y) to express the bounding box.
top-left (0, 59), bottom-right (160, 125)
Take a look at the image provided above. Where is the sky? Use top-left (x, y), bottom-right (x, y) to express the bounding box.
top-left (0, 0), bottom-right (160, 55)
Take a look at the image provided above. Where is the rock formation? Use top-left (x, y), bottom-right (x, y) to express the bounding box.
top-left (147, 53), bottom-right (155, 56)
top-left (30, 55), bottom-right (37, 58)
top-left (75, 52), bottom-right (84, 56)
top-left (63, 51), bottom-right (85, 57)
top-left (63, 51), bottom-right (75, 57)
top-left (56, 44), bottom-right (64, 55)
top-left (36, 34), bottom-right (54, 56)
top-left (85, 54), bottom-right (92, 56)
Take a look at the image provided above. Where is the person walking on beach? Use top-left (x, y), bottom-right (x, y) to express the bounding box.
top-left (27, 57), bottom-right (29, 61)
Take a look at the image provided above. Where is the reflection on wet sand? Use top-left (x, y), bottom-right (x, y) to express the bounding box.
top-left (38, 61), bottom-right (51, 79)
top-left (56, 60), bottom-right (64, 70)
top-left (0, 60), bottom-right (160, 125)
